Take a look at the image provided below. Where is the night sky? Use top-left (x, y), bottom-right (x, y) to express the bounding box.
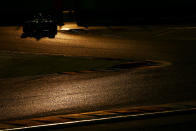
top-left (0, 0), bottom-right (196, 12)
top-left (0, 0), bottom-right (196, 25)
top-left (80, 0), bottom-right (196, 10)
top-left (0, 0), bottom-right (74, 12)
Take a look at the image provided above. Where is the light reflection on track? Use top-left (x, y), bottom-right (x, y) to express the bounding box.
top-left (0, 24), bottom-right (196, 122)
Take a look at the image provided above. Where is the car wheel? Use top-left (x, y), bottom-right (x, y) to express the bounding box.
top-left (23, 25), bottom-right (31, 33)
top-left (48, 25), bottom-right (57, 38)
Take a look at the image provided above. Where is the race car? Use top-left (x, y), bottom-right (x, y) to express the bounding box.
top-left (23, 12), bottom-right (57, 38)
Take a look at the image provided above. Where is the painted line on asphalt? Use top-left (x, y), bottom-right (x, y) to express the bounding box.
top-left (4, 109), bottom-right (196, 131)
top-left (1, 101), bottom-right (195, 130)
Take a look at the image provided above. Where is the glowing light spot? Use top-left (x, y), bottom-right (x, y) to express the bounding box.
top-left (61, 28), bottom-right (71, 31)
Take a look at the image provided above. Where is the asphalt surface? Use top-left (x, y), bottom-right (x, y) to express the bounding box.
top-left (0, 24), bottom-right (196, 122)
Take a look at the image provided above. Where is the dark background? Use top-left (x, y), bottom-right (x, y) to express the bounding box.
top-left (75, 0), bottom-right (196, 26)
top-left (0, 0), bottom-right (75, 12)
top-left (0, 0), bottom-right (74, 25)
top-left (0, 0), bottom-right (196, 25)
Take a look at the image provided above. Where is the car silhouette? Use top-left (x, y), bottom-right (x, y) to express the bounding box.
top-left (23, 12), bottom-right (57, 38)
